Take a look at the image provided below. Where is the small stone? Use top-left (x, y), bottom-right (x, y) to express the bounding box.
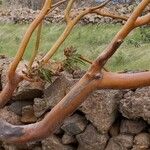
top-left (32, 147), bottom-right (42, 150)
top-left (9, 100), bottom-right (33, 116)
top-left (79, 90), bottom-right (122, 133)
top-left (76, 125), bottom-right (109, 150)
top-left (0, 107), bottom-right (21, 125)
top-left (44, 72), bottom-right (70, 99)
top-left (119, 87), bottom-right (150, 124)
top-left (61, 114), bottom-right (88, 136)
top-left (3, 141), bottom-right (42, 150)
top-left (33, 98), bottom-right (47, 117)
top-left (21, 105), bottom-right (37, 123)
top-left (0, 57), bottom-right (13, 88)
top-left (42, 135), bottom-right (74, 150)
top-left (105, 134), bottom-right (134, 150)
top-left (33, 73), bottom-right (78, 117)
top-left (54, 127), bottom-right (64, 135)
top-left (132, 146), bottom-right (149, 150)
top-left (12, 80), bottom-right (44, 101)
top-left (73, 70), bottom-right (86, 79)
top-left (120, 119), bottom-right (147, 135)
top-left (2, 144), bottom-right (18, 150)
top-left (109, 120), bottom-right (120, 137)
top-left (134, 133), bottom-right (150, 149)
top-left (62, 134), bottom-right (77, 145)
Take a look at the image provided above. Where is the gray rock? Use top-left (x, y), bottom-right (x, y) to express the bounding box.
top-left (0, 56), bottom-right (12, 88)
top-left (76, 125), bottom-right (109, 150)
top-left (105, 134), bottom-right (134, 150)
top-left (21, 105), bottom-right (37, 123)
top-left (131, 146), bottom-right (148, 150)
top-left (9, 100), bottom-right (33, 116)
top-left (120, 119), bottom-right (147, 135)
top-left (32, 147), bottom-right (42, 150)
top-left (53, 126), bottom-right (64, 135)
top-left (33, 73), bottom-right (78, 118)
top-left (43, 75), bottom-right (68, 107)
top-left (79, 90), bottom-right (122, 133)
top-left (33, 98), bottom-right (47, 117)
top-left (42, 135), bottom-right (74, 150)
top-left (2, 144), bottom-right (18, 150)
top-left (0, 55), bottom-right (7, 90)
top-left (12, 80), bottom-right (44, 101)
top-left (3, 141), bottom-right (42, 150)
top-left (0, 57), bottom-right (44, 101)
top-left (133, 133), bottom-right (150, 149)
top-left (109, 120), bottom-right (120, 137)
top-left (119, 87), bottom-right (150, 124)
top-left (0, 107), bottom-right (21, 125)
top-left (72, 70), bottom-right (85, 79)
top-left (61, 114), bottom-right (88, 136)
top-left (62, 134), bottom-right (77, 145)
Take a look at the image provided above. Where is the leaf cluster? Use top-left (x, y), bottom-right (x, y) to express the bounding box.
top-left (38, 67), bottom-right (54, 83)
top-left (63, 46), bottom-right (86, 72)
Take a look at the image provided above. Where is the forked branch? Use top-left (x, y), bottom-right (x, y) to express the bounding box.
top-left (42, 0), bottom-right (149, 64)
top-left (28, 0), bottom-right (68, 70)
top-left (65, 0), bottom-right (75, 22)
top-left (0, 0), bottom-right (52, 108)
top-left (135, 13), bottom-right (150, 27)
top-left (8, 0), bottom-right (52, 79)
top-left (0, 0), bottom-right (67, 108)
top-left (94, 0), bottom-right (150, 69)
top-left (42, 0), bottom-right (112, 63)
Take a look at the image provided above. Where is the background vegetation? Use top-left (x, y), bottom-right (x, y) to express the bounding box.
top-left (0, 23), bottom-right (149, 71)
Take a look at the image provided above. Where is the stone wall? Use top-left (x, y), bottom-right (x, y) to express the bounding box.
top-left (0, 3), bottom-right (136, 24)
top-left (2, 0), bottom-right (45, 10)
top-left (0, 56), bottom-right (150, 150)
top-left (0, 2), bottom-right (149, 25)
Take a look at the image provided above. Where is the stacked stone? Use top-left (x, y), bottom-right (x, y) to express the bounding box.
top-left (0, 56), bottom-right (150, 149)
top-left (1, 3), bottom-right (149, 25)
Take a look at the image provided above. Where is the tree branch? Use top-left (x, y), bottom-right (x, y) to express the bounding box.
top-left (0, 73), bottom-right (23, 108)
top-left (90, 0), bottom-right (111, 11)
top-left (27, 0), bottom-right (67, 70)
top-left (8, 0), bottom-right (52, 79)
top-left (92, 9), bottom-right (128, 21)
top-left (52, 0), bottom-right (67, 8)
top-left (0, 75), bottom-right (96, 143)
top-left (64, 0), bottom-right (75, 23)
top-left (28, 22), bottom-right (43, 70)
top-left (94, 0), bottom-right (150, 69)
top-left (97, 71), bottom-right (150, 89)
top-left (0, 0), bottom-right (52, 108)
top-left (135, 13), bottom-right (150, 27)
top-left (42, 0), bottom-right (112, 63)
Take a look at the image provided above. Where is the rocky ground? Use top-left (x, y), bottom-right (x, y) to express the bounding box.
top-left (0, 56), bottom-right (149, 150)
top-left (0, 3), bottom-right (149, 25)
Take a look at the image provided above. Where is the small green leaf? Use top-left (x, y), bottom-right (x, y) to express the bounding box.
top-left (38, 68), bottom-right (54, 83)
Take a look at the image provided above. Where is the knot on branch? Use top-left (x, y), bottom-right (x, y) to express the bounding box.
top-left (94, 73), bottom-right (103, 80)
top-left (86, 72), bottom-right (103, 81)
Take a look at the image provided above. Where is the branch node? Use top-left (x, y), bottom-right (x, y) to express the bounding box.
top-left (94, 73), bottom-right (103, 80)
top-left (117, 39), bottom-right (123, 44)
